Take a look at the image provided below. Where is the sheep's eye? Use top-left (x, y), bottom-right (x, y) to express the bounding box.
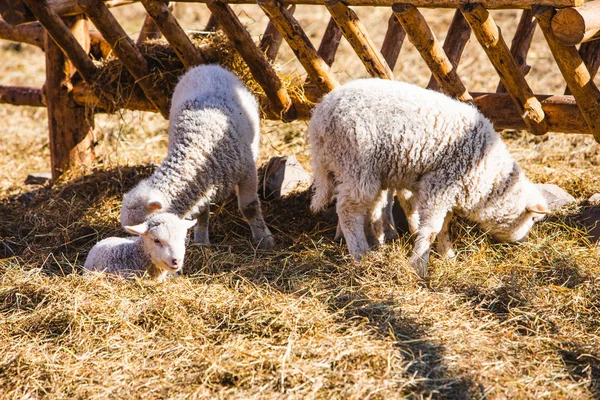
top-left (154, 239), bottom-right (161, 245)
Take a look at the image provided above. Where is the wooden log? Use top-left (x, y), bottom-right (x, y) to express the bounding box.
top-left (206, 0), bottom-right (295, 119)
top-left (0, 85), bottom-right (45, 106)
top-left (393, 4), bottom-right (471, 101)
top-left (462, 4), bottom-right (548, 135)
top-left (0, 0), bottom-right (135, 25)
top-left (78, 0), bottom-right (170, 118)
top-left (257, 0), bottom-right (339, 95)
top-left (552, 1), bottom-right (600, 46)
top-left (89, 30), bottom-right (112, 58)
top-left (21, 0), bottom-right (98, 84)
top-left (317, 17), bottom-right (342, 66)
top-left (497, 9), bottom-right (536, 93)
top-left (380, 13), bottom-right (405, 70)
top-left (136, 13), bottom-right (163, 45)
top-left (536, 6), bottom-right (600, 142)
top-left (0, 18), bottom-right (44, 48)
top-left (204, 14), bottom-right (218, 31)
top-left (44, 15), bottom-right (95, 179)
top-left (326, 0), bottom-right (393, 79)
top-left (260, 4), bottom-right (295, 61)
top-left (140, 0), bottom-right (204, 67)
top-left (565, 40), bottom-right (600, 94)
top-left (427, 9), bottom-right (470, 91)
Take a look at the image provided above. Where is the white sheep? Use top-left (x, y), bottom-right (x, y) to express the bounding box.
top-left (309, 79), bottom-right (550, 277)
top-left (84, 213), bottom-right (197, 281)
top-left (121, 65), bottom-right (274, 249)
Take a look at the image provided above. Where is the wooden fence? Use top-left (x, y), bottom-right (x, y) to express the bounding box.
top-left (0, 0), bottom-right (599, 178)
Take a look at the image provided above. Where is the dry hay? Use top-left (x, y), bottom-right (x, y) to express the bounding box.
top-left (86, 32), bottom-right (309, 117)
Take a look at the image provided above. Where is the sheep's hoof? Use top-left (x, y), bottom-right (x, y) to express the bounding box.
top-left (384, 228), bottom-right (399, 242)
top-left (410, 257), bottom-right (429, 279)
top-left (441, 248), bottom-right (456, 259)
top-left (193, 231), bottom-right (210, 245)
top-left (256, 235), bottom-right (275, 250)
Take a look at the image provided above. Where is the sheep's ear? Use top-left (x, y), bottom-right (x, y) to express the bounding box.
top-left (147, 199), bottom-right (163, 212)
top-left (184, 219), bottom-right (197, 230)
top-left (125, 222), bottom-right (149, 236)
top-left (526, 203), bottom-right (551, 215)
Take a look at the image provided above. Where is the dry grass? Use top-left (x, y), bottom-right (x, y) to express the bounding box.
top-left (1, 3), bottom-right (600, 399)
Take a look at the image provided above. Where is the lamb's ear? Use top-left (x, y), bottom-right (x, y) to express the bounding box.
top-left (125, 222), bottom-right (149, 236)
top-left (183, 219), bottom-right (197, 230)
top-left (146, 199), bottom-right (163, 212)
top-left (526, 203), bottom-right (551, 215)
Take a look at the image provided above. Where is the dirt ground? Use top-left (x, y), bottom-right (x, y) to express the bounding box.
top-left (1, 3), bottom-right (599, 399)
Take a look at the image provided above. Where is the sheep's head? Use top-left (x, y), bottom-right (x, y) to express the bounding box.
top-left (480, 177), bottom-right (550, 243)
top-left (125, 213), bottom-right (196, 275)
top-left (121, 181), bottom-right (169, 228)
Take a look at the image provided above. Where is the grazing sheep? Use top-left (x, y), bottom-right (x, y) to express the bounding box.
top-left (309, 79), bottom-right (549, 277)
top-left (121, 65), bottom-right (274, 249)
top-left (84, 213), bottom-right (197, 281)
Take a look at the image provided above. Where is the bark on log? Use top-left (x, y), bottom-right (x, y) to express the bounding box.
top-left (462, 3), bottom-right (548, 135)
top-left (536, 6), bottom-right (600, 142)
top-left (204, 14), bottom-right (218, 31)
top-left (393, 4), bottom-right (471, 101)
top-left (260, 4), bottom-right (295, 61)
top-left (427, 9), bottom-right (471, 91)
top-left (140, 0), bottom-right (204, 67)
top-left (552, 1), bottom-right (600, 45)
top-left (206, 0), bottom-right (295, 119)
top-left (258, 0), bottom-right (339, 95)
top-left (136, 12), bottom-right (163, 45)
top-left (78, 0), bottom-right (170, 118)
top-left (0, 0), bottom-right (134, 25)
top-left (497, 9), bottom-right (536, 93)
top-left (0, 85), bottom-right (45, 106)
top-left (317, 17), bottom-right (342, 66)
top-left (326, 0), bottom-right (393, 79)
top-left (565, 40), bottom-right (600, 95)
top-left (44, 15), bottom-right (95, 179)
top-left (167, 0), bottom-right (584, 7)
top-left (380, 13), bottom-right (405, 70)
top-left (22, 0), bottom-right (98, 83)
top-left (0, 18), bottom-right (44, 48)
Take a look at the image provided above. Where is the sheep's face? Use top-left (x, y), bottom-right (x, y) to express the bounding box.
top-left (121, 182), bottom-right (168, 228)
top-left (126, 213), bottom-right (196, 274)
top-left (482, 184), bottom-right (550, 243)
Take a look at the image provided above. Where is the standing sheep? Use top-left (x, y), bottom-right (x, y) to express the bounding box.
top-left (121, 65), bottom-right (274, 249)
top-left (309, 79), bottom-right (549, 277)
top-left (84, 213), bottom-right (197, 281)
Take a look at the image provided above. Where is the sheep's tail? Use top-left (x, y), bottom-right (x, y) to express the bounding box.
top-left (310, 161), bottom-right (335, 213)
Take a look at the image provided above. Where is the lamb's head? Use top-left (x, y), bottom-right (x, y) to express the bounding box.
top-left (121, 181), bottom-right (169, 228)
top-left (125, 213), bottom-right (196, 274)
top-left (479, 173), bottom-right (550, 243)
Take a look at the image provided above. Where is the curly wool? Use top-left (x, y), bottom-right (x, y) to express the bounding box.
top-left (309, 78), bottom-right (548, 276)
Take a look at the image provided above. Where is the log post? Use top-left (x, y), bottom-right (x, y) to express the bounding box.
top-left (44, 15), bottom-right (95, 179)
top-left (536, 6), bottom-right (600, 142)
top-left (140, 0), bottom-right (204, 67)
top-left (317, 17), bottom-right (343, 66)
top-left (380, 13), bottom-right (405, 70)
top-left (427, 9), bottom-right (470, 91)
top-left (257, 0), bottom-right (339, 95)
top-left (78, 0), bottom-right (170, 118)
top-left (551, 1), bottom-right (600, 45)
top-left (205, 0), bottom-right (295, 119)
top-left (260, 4), bottom-right (295, 61)
top-left (461, 3), bottom-right (548, 135)
top-left (204, 14), bottom-right (218, 31)
top-left (21, 0), bottom-right (98, 84)
top-left (565, 40), bottom-right (600, 95)
top-left (136, 12), bottom-right (163, 45)
top-left (0, 85), bottom-right (45, 106)
top-left (393, 4), bottom-right (471, 101)
top-left (497, 9), bottom-right (536, 93)
top-left (0, 18), bottom-right (44, 49)
top-left (326, 0), bottom-right (393, 79)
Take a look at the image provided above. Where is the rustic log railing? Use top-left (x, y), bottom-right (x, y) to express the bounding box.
top-left (0, 0), bottom-right (599, 179)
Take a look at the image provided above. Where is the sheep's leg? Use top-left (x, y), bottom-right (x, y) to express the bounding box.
top-left (397, 188), bottom-right (419, 234)
top-left (410, 209), bottom-right (447, 278)
top-left (337, 196), bottom-right (372, 258)
top-left (237, 171), bottom-right (275, 249)
top-left (334, 222), bottom-right (343, 241)
top-left (381, 190), bottom-right (399, 241)
top-left (434, 211), bottom-right (455, 258)
top-left (193, 206), bottom-right (210, 244)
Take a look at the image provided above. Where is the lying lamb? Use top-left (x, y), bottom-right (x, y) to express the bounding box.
top-left (121, 65), bottom-right (274, 249)
top-left (84, 213), bottom-right (196, 281)
top-left (309, 78), bottom-right (549, 277)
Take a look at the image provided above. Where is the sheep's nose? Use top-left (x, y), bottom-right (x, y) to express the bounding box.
top-left (171, 258), bottom-right (180, 267)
